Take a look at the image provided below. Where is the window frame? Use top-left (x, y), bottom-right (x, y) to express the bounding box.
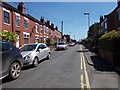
top-left (16, 15), bottom-right (20, 27)
top-left (24, 19), bottom-right (28, 30)
top-left (36, 24), bottom-right (39, 33)
top-left (4, 11), bottom-right (10, 24)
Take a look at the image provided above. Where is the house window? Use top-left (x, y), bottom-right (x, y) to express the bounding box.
top-left (16, 15), bottom-right (20, 27)
top-left (36, 24), bottom-right (39, 33)
top-left (40, 37), bottom-right (43, 43)
top-left (45, 27), bottom-right (48, 34)
top-left (24, 19), bottom-right (28, 29)
top-left (4, 11), bottom-right (9, 24)
top-left (118, 10), bottom-right (120, 21)
top-left (23, 32), bottom-right (30, 44)
top-left (35, 36), bottom-right (39, 43)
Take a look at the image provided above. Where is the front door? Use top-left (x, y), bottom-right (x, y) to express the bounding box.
top-left (16, 31), bottom-right (20, 48)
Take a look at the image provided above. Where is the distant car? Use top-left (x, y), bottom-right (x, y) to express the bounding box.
top-left (20, 43), bottom-right (51, 67)
top-left (56, 42), bottom-right (68, 50)
top-left (0, 41), bottom-right (23, 80)
top-left (69, 42), bottom-right (75, 46)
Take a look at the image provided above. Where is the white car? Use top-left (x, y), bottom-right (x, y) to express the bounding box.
top-left (20, 43), bottom-right (51, 67)
top-left (69, 42), bottom-right (75, 46)
top-left (56, 42), bottom-right (68, 50)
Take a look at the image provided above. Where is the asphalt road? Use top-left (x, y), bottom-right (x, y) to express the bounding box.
top-left (1, 44), bottom-right (120, 89)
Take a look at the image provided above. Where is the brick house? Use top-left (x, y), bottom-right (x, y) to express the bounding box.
top-left (100, 1), bottom-right (120, 33)
top-left (0, 2), bottom-right (62, 47)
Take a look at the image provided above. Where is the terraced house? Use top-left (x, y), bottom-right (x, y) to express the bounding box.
top-left (100, 1), bottom-right (120, 33)
top-left (0, 2), bottom-right (62, 47)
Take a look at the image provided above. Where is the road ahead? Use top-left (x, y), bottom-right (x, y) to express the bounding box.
top-left (2, 45), bottom-right (120, 89)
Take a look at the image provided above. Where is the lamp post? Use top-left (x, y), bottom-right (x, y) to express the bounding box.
top-left (84, 12), bottom-right (90, 30)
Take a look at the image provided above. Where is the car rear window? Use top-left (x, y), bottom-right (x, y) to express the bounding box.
top-left (58, 43), bottom-right (65, 45)
top-left (0, 43), bottom-right (11, 52)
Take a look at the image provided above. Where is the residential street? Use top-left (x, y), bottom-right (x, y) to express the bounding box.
top-left (2, 44), bottom-right (120, 89)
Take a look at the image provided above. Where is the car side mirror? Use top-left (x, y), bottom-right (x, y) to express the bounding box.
top-left (37, 48), bottom-right (41, 52)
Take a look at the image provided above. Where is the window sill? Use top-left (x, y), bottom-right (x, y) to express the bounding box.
top-left (4, 23), bottom-right (10, 26)
top-left (16, 25), bottom-right (20, 28)
top-left (25, 28), bottom-right (28, 30)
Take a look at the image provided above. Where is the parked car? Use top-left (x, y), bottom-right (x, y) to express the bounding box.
top-left (56, 42), bottom-right (68, 50)
top-left (20, 43), bottom-right (51, 67)
top-left (69, 42), bottom-right (75, 46)
top-left (0, 41), bottom-right (23, 80)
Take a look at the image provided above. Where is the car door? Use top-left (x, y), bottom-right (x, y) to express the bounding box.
top-left (37, 44), bottom-right (45, 61)
top-left (0, 43), bottom-right (2, 77)
top-left (42, 44), bottom-right (48, 58)
top-left (1, 42), bottom-right (12, 77)
top-left (41, 44), bottom-right (48, 59)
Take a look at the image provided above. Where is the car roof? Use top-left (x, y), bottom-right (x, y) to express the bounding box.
top-left (0, 40), bottom-right (12, 44)
top-left (23, 43), bottom-right (46, 46)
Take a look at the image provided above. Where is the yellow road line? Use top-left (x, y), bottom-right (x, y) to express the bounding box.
top-left (82, 50), bottom-right (91, 89)
top-left (80, 74), bottom-right (84, 89)
top-left (81, 53), bottom-right (83, 70)
top-left (80, 45), bottom-right (84, 89)
top-left (80, 45), bottom-right (91, 89)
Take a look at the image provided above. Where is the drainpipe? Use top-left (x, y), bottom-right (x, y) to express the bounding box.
top-left (11, 10), bottom-right (14, 33)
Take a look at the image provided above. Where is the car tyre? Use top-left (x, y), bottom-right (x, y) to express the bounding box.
top-left (9, 62), bottom-right (21, 80)
top-left (33, 57), bottom-right (39, 67)
top-left (46, 53), bottom-right (51, 60)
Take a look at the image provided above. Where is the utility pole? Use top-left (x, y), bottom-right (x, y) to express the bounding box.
top-left (74, 35), bottom-right (75, 40)
top-left (61, 21), bottom-right (63, 41)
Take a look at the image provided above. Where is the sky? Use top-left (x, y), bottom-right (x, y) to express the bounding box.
top-left (8, 1), bottom-right (118, 40)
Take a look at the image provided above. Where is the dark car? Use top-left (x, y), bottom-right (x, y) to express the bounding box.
top-left (0, 41), bottom-right (23, 80)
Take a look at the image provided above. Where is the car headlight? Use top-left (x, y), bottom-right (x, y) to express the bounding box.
top-left (24, 53), bottom-right (31, 60)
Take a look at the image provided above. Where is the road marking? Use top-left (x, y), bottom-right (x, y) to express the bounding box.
top-left (80, 74), bottom-right (84, 89)
top-left (80, 45), bottom-right (91, 89)
top-left (82, 54), bottom-right (91, 89)
top-left (81, 53), bottom-right (83, 70)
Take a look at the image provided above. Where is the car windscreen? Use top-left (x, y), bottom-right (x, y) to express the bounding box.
top-left (20, 44), bottom-right (37, 51)
top-left (58, 43), bottom-right (65, 45)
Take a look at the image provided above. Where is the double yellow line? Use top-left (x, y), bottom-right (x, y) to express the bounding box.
top-left (80, 45), bottom-right (91, 89)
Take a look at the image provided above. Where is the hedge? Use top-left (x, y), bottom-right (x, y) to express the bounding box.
top-left (98, 30), bottom-right (120, 52)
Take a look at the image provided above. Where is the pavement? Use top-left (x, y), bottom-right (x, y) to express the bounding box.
top-left (82, 45), bottom-right (120, 74)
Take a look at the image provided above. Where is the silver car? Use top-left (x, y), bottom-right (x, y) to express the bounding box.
top-left (56, 42), bottom-right (68, 50)
top-left (20, 43), bottom-right (51, 67)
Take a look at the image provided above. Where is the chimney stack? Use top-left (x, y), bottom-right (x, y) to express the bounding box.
top-left (55, 26), bottom-right (58, 30)
top-left (51, 23), bottom-right (54, 28)
top-left (17, 2), bottom-right (25, 14)
top-left (100, 16), bottom-right (104, 23)
top-left (40, 17), bottom-right (45, 24)
top-left (47, 20), bottom-right (50, 26)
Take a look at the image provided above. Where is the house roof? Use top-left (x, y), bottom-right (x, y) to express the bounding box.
top-left (2, 2), bottom-right (42, 24)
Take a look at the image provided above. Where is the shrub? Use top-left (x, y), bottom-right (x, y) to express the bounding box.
top-left (0, 31), bottom-right (18, 43)
top-left (98, 30), bottom-right (120, 52)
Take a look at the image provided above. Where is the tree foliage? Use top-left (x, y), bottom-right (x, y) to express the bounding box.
top-left (0, 31), bottom-right (18, 43)
top-left (46, 38), bottom-right (52, 46)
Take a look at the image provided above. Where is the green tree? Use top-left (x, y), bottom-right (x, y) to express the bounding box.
top-left (0, 31), bottom-right (18, 43)
top-left (46, 38), bottom-right (52, 46)
top-left (84, 23), bottom-right (104, 53)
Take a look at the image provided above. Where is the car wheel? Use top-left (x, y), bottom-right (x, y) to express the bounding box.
top-left (46, 53), bottom-right (51, 60)
top-left (9, 62), bottom-right (21, 79)
top-left (33, 57), bottom-right (39, 67)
